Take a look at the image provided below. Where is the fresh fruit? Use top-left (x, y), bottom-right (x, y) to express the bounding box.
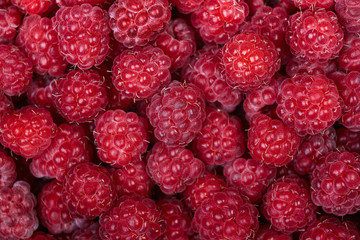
top-left (337, 127), bottom-right (360, 154)
top-left (11, 0), bottom-right (55, 15)
top-left (335, 0), bottom-right (360, 33)
top-left (0, 6), bottom-right (21, 42)
top-left (293, 0), bottom-right (334, 9)
top-left (339, 34), bottom-right (360, 72)
top-left (0, 148), bottom-right (16, 187)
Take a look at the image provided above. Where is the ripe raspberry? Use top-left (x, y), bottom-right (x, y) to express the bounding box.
top-left (0, 92), bottom-right (13, 120)
top-left (310, 151), bottom-right (360, 216)
top-left (56, 0), bottom-right (106, 6)
top-left (276, 74), bottom-right (342, 136)
top-left (335, 0), bottom-right (360, 33)
top-left (192, 188), bottom-right (259, 240)
top-left (0, 149), bottom-right (16, 188)
top-left (191, 0), bottom-right (249, 44)
top-left (224, 158), bottom-right (277, 202)
top-left (52, 69), bottom-right (108, 123)
top-left (339, 34), bottom-right (360, 72)
top-left (248, 114), bottom-right (300, 166)
top-left (0, 6), bottom-right (21, 42)
top-left (146, 81), bottom-right (206, 146)
top-left (108, 0), bottom-right (171, 48)
top-left (246, 0), bottom-right (264, 14)
top-left (16, 15), bottom-right (67, 77)
top-left (27, 75), bottom-right (55, 112)
top-left (286, 9), bottom-right (344, 62)
top-left (337, 127), bottom-right (360, 154)
top-left (285, 57), bottom-right (337, 77)
top-left (94, 109), bottom-right (149, 167)
top-left (0, 181), bottom-right (38, 239)
top-left (222, 33), bottom-right (280, 91)
top-left (255, 224), bottom-right (292, 240)
top-left (293, 0), bottom-right (334, 9)
top-left (146, 141), bottom-right (204, 194)
top-left (11, 0), bottom-right (54, 15)
top-left (53, 4), bottom-right (111, 69)
top-left (170, 0), bottom-right (203, 14)
top-left (26, 232), bottom-right (56, 240)
top-left (0, 44), bottom-right (33, 96)
top-left (111, 45), bottom-right (171, 100)
top-left (71, 222), bottom-right (100, 240)
top-left (99, 195), bottom-right (161, 240)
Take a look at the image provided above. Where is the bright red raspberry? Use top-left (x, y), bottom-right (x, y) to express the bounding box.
top-left (53, 4), bottom-right (111, 69)
top-left (94, 109), bottom-right (149, 167)
top-left (293, 0), bottom-right (334, 9)
top-left (0, 6), bottom-right (21, 42)
top-left (286, 57), bottom-right (337, 77)
top-left (339, 34), bottom-right (360, 72)
top-left (255, 224), bottom-right (292, 240)
top-left (0, 148), bottom-right (16, 187)
top-left (26, 232), bottom-right (56, 240)
top-left (335, 0), bottom-right (360, 33)
top-left (71, 222), bottom-right (100, 240)
top-left (11, 0), bottom-right (54, 15)
top-left (99, 195), bottom-right (161, 240)
top-left (56, 0), bottom-right (106, 6)
top-left (276, 74), bottom-right (342, 136)
top-left (108, 0), bottom-right (171, 48)
top-left (170, 0), bottom-right (203, 14)
top-left (52, 69), bottom-right (108, 123)
top-left (310, 151), bottom-right (360, 216)
top-left (0, 92), bottom-right (13, 120)
top-left (0, 44), bottom-right (33, 96)
top-left (192, 188), bottom-right (259, 240)
top-left (111, 45), bottom-right (171, 100)
top-left (27, 75), bottom-right (55, 112)
top-left (146, 81), bottom-right (206, 146)
top-left (146, 142), bottom-right (204, 194)
top-left (337, 127), bottom-right (360, 154)
top-left (286, 9), bottom-right (344, 62)
top-left (222, 33), bottom-right (280, 91)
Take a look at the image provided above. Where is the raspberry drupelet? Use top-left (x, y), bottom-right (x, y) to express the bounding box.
top-left (71, 222), bottom-right (100, 240)
top-left (339, 34), bottom-right (360, 72)
top-left (11, 0), bottom-right (55, 15)
top-left (27, 75), bottom-right (55, 112)
top-left (0, 6), bottom-right (22, 42)
top-left (56, 0), bottom-right (106, 6)
top-left (0, 148), bottom-right (16, 187)
top-left (170, 0), bottom-right (203, 14)
top-left (26, 232), bottom-right (57, 240)
top-left (285, 57), bottom-right (337, 77)
top-left (337, 127), bottom-right (360, 154)
top-left (335, 0), bottom-right (360, 33)
top-left (256, 224), bottom-right (292, 240)
top-left (293, 0), bottom-right (334, 9)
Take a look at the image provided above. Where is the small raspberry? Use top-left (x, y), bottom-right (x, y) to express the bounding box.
top-left (27, 75), bottom-right (55, 112)
top-left (0, 148), bottom-right (16, 187)
top-left (11, 0), bottom-right (54, 15)
top-left (337, 127), bottom-right (360, 154)
top-left (71, 222), bottom-right (100, 240)
top-left (0, 6), bottom-right (21, 42)
top-left (286, 57), bottom-right (337, 77)
top-left (170, 0), bottom-right (203, 14)
top-left (0, 92), bottom-right (13, 121)
top-left (56, 0), bottom-right (106, 6)
top-left (26, 232), bottom-right (56, 240)
top-left (339, 34), bottom-right (360, 72)
top-left (335, 0), bottom-right (360, 33)
top-left (255, 224), bottom-right (292, 240)
top-left (293, 0), bottom-right (334, 9)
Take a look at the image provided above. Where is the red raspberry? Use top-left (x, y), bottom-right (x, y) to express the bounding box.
top-left (170, 0), bottom-right (203, 14)
top-left (146, 81), bottom-right (206, 146)
top-left (335, 0), bottom-right (360, 33)
top-left (94, 109), bottom-right (149, 167)
top-left (248, 114), bottom-right (301, 166)
top-left (0, 44), bottom-right (33, 96)
top-left (337, 127), bottom-right (360, 154)
top-left (310, 151), bottom-right (360, 216)
top-left (56, 0), bottom-right (106, 6)
top-left (53, 4), bottom-right (111, 69)
top-left (224, 158), bottom-right (277, 203)
top-left (146, 141), bottom-right (204, 194)
top-left (0, 181), bottom-right (38, 239)
top-left (191, 0), bottom-right (249, 44)
top-left (11, 0), bottom-right (54, 15)
top-left (339, 34), bottom-right (360, 72)
top-left (222, 33), bottom-right (280, 91)
top-left (246, 0), bottom-right (264, 14)
top-left (256, 224), bottom-right (292, 240)
top-left (27, 75), bottom-right (55, 112)
top-left (286, 57), bottom-right (337, 77)
top-left (286, 9), bottom-right (344, 62)
top-left (52, 69), bottom-right (108, 123)
top-left (108, 0), bottom-right (171, 48)
top-left (0, 148), bottom-right (16, 187)
top-left (26, 232), bottom-right (56, 240)
top-left (99, 195), bottom-right (161, 240)
top-left (276, 0), bottom-right (296, 14)
top-left (0, 92), bottom-right (13, 121)
top-left (276, 74), bottom-right (342, 136)
top-left (16, 15), bottom-right (67, 77)
top-left (0, 6), bottom-right (21, 42)
top-left (192, 188), bottom-right (259, 240)
top-left (71, 222), bottom-right (100, 240)
top-left (111, 45), bottom-right (171, 100)
top-left (293, 0), bottom-right (334, 9)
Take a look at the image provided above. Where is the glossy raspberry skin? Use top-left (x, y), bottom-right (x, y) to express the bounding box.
top-left (286, 57), bottom-right (337, 77)
top-left (170, 0), bottom-right (203, 14)
top-left (222, 33), bottom-right (280, 91)
top-left (310, 151), bottom-right (360, 216)
top-left (56, 0), bottom-right (106, 6)
top-left (146, 81), bottom-right (206, 146)
top-left (62, 162), bottom-right (116, 219)
top-left (71, 222), bottom-right (100, 240)
top-left (0, 149), bottom-right (16, 188)
top-left (335, 0), bottom-right (360, 33)
top-left (276, 75), bottom-right (342, 136)
top-left (11, 0), bottom-right (54, 15)
top-left (99, 195), bottom-right (161, 240)
top-left (146, 142), bottom-right (204, 194)
top-left (255, 225), bottom-right (292, 240)
top-left (0, 44), bottom-right (33, 96)
top-left (108, 0), bottom-right (171, 48)
top-left (337, 127), bottom-right (360, 154)
top-left (0, 6), bottom-right (21, 42)
top-left (26, 232), bottom-right (56, 240)
top-left (339, 34), bottom-right (360, 72)
top-left (111, 45), bottom-right (171, 100)
top-left (293, 0), bottom-right (334, 9)
top-left (53, 4), bottom-right (111, 69)
top-left (94, 109), bottom-right (149, 167)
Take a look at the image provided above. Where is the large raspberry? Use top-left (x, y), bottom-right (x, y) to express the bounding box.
top-left (293, 0), bottom-right (334, 9)
top-left (339, 34), bottom-right (360, 72)
top-left (335, 0), bottom-right (360, 33)
top-left (170, 0), bottom-right (203, 14)
top-left (285, 57), bottom-right (337, 77)
top-left (71, 222), bottom-right (100, 240)
top-left (11, 0), bottom-right (54, 15)
top-left (255, 224), bottom-right (292, 240)
top-left (337, 127), bottom-right (360, 154)
top-left (0, 148), bottom-right (16, 187)
top-left (0, 6), bottom-right (21, 42)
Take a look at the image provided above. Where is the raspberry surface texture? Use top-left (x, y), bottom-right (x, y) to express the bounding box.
top-left (0, 148), bottom-right (16, 187)
top-left (170, 0), bottom-right (203, 14)
top-left (0, 6), bottom-right (21, 42)
top-left (11, 0), bottom-right (54, 15)
top-left (255, 224), bottom-right (292, 240)
top-left (285, 57), bottom-right (337, 77)
top-left (337, 127), bottom-right (360, 154)
top-left (293, 0), bottom-right (334, 9)
top-left (339, 34), bottom-right (360, 72)
top-left (335, 0), bottom-right (360, 33)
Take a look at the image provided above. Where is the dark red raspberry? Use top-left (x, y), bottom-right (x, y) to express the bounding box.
top-left (99, 195), bottom-right (161, 240)
top-left (170, 0), bottom-right (203, 14)
top-left (286, 9), bottom-right (344, 62)
top-left (0, 181), bottom-right (38, 239)
top-left (0, 92), bottom-right (13, 121)
top-left (0, 148), bottom-right (16, 187)
top-left (310, 151), bottom-right (360, 216)
top-left (94, 109), bottom-right (149, 167)
top-left (53, 4), bottom-right (111, 69)
top-left (255, 224), bottom-right (292, 240)
top-left (56, 0), bottom-right (106, 6)
top-left (276, 74), bottom-right (342, 136)
top-left (62, 162), bottom-right (116, 219)
top-left (26, 232), bottom-right (56, 240)
top-left (222, 33), bottom-right (280, 91)
top-left (276, 0), bottom-right (296, 14)
top-left (71, 222), bottom-right (100, 240)
top-left (27, 75), bottom-right (55, 112)
top-left (246, 0), bottom-right (264, 14)
top-left (111, 45), bottom-right (171, 100)
top-left (293, 0), bottom-right (334, 9)
top-left (286, 57), bottom-right (337, 77)
top-left (192, 188), bottom-right (259, 240)
top-left (339, 34), bottom-right (360, 72)
top-left (337, 127), bottom-right (360, 154)
top-left (146, 141), bottom-right (204, 194)
top-left (11, 0), bottom-right (54, 15)
top-left (108, 0), bottom-right (171, 48)
top-left (146, 81), bottom-right (206, 146)
top-left (335, 0), bottom-right (360, 33)
top-left (0, 44), bottom-right (33, 96)
top-left (0, 6), bottom-right (21, 42)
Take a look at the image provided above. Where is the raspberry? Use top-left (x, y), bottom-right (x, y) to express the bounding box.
top-left (255, 224), bottom-right (292, 240)
top-left (248, 114), bottom-right (300, 166)
top-left (335, 0), bottom-right (360, 33)
top-left (310, 151), bottom-right (360, 216)
top-left (108, 0), bottom-right (171, 48)
top-left (0, 106), bottom-right (56, 159)
top-left (111, 45), bottom-right (171, 100)
top-left (94, 109), bottom-right (149, 167)
top-left (52, 70), bottom-right (108, 123)
top-left (191, 0), bottom-right (249, 44)
top-left (16, 15), bottom-right (67, 77)
top-left (56, 0), bottom-right (106, 6)
top-left (246, 0), bottom-right (264, 14)
top-left (27, 75), bottom-right (55, 112)
top-left (339, 34), bottom-right (360, 72)
top-left (337, 127), bottom-right (360, 154)
top-left (0, 44), bottom-right (33, 96)
top-left (224, 157), bottom-right (277, 202)
top-left (192, 188), bottom-right (259, 240)
top-left (99, 195), bottom-right (161, 240)
top-left (146, 81), bottom-right (206, 146)
top-left (62, 162), bottom-right (116, 219)
top-left (222, 33), bottom-right (280, 91)
top-left (170, 0), bottom-right (203, 14)
top-left (286, 9), bottom-right (344, 62)
top-left (293, 0), bottom-right (334, 9)
top-left (0, 149), bottom-right (16, 188)
top-left (276, 74), bottom-right (342, 136)
top-left (26, 232), bottom-right (56, 240)
top-left (0, 181), bottom-right (38, 239)
top-left (53, 4), bottom-right (111, 69)
top-left (11, 0), bottom-right (54, 15)
top-left (0, 6), bottom-right (21, 42)
top-left (146, 141), bottom-right (204, 194)
top-left (71, 222), bottom-right (100, 240)
top-left (0, 92), bottom-right (13, 121)
top-left (285, 57), bottom-right (337, 77)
